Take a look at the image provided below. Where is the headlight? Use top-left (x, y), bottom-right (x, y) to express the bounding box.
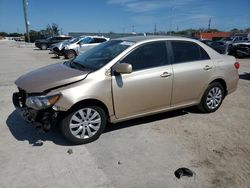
top-left (25, 94), bottom-right (61, 110)
top-left (64, 45), bottom-right (69, 50)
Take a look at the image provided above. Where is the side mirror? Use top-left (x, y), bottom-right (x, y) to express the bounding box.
top-left (114, 63), bottom-right (132, 74)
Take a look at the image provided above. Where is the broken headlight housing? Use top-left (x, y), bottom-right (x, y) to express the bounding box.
top-left (25, 94), bottom-right (61, 110)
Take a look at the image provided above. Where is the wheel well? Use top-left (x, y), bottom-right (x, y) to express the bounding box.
top-left (210, 79), bottom-right (227, 95)
top-left (69, 99), bottom-right (109, 117)
top-left (68, 49), bottom-right (76, 54)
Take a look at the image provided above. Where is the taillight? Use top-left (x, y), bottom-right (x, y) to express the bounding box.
top-left (234, 62), bottom-right (240, 69)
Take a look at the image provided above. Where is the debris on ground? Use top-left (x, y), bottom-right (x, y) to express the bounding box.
top-left (67, 148), bottom-right (73, 154)
top-left (174, 168), bottom-right (194, 179)
top-left (32, 140), bottom-right (43, 146)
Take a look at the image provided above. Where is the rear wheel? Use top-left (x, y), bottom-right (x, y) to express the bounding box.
top-left (40, 44), bottom-right (47, 50)
top-left (61, 105), bottom-right (107, 144)
top-left (198, 82), bottom-right (225, 113)
top-left (64, 50), bottom-right (77, 59)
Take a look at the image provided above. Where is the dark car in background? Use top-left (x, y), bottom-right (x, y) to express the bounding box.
top-left (35, 35), bottom-right (72, 50)
top-left (228, 40), bottom-right (250, 58)
top-left (200, 40), bottom-right (227, 54)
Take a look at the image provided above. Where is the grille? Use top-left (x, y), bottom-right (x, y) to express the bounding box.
top-left (18, 88), bottom-right (27, 107)
top-left (53, 47), bottom-right (60, 53)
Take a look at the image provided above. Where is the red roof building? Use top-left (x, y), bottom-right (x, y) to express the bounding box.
top-left (194, 32), bottom-right (230, 40)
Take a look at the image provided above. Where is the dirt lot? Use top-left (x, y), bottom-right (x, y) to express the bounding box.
top-left (0, 40), bottom-right (249, 188)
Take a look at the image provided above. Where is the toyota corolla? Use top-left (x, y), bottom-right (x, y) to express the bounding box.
top-left (13, 36), bottom-right (239, 144)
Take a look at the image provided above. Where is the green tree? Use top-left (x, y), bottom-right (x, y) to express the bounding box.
top-left (51, 23), bottom-right (59, 36)
top-left (0, 32), bottom-right (8, 37)
top-left (46, 23), bottom-right (60, 36)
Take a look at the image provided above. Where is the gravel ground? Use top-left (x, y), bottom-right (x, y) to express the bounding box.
top-left (0, 40), bottom-right (249, 188)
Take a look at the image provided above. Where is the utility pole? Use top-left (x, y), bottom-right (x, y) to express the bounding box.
top-left (154, 24), bottom-right (157, 35)
top-left (132, 25), bottom-right (135, 33)
top-left (169, 7), bottom-right (174, 35)
top-left (22, 0), bottom-right (30, 42)
top-left (208, 17), bottom-right (211, 31)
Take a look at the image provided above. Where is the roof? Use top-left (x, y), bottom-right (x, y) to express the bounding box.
top-left (117, 35), bottom-right (186, 43)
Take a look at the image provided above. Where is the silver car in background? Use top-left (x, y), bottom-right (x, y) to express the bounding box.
top-left (63, 36), bottom-right (109, 59)
top-left (50, 37), bottom-right (84, 57)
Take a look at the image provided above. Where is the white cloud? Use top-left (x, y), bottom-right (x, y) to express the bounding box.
top-left (107, 0), bottom-right (194, 13)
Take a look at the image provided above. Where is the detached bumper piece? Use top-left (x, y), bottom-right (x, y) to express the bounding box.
top-left (12, 91), bottom-right (58, 132)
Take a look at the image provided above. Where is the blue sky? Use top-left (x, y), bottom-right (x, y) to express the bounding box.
top-left (0, 0), bottom-right (249, 34)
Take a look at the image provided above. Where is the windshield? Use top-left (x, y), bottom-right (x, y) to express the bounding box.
top-left (69, 38), bottom-right (79, 44)
top-left (79, 37), bottom-right (93, 44)
top-left (72, 40), bottom-right (135, 70)
top-left (223, 37), bottom-right (233, 41)
top-left (46, 37), bottom-right (53, 40)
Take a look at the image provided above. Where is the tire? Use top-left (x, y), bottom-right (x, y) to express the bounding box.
top-left (61, 105), bottom-right (107, 144)
top-left (64, 50), bottom-right (76, 59)
top-left (198, 82), bottom-right (225, 113)
top-left (40, 44), bottom-right (47, 50)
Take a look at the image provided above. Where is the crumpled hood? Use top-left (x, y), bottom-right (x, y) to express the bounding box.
top-left (52, 41), bottom-right (70, 50)
top-left (15, 62), bottom-right (89, 93)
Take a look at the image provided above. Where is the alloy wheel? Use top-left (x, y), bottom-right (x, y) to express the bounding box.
top-left (206, 87), bottom-right (222, 110)
top-left (69, 108), bottom-right (101, 139)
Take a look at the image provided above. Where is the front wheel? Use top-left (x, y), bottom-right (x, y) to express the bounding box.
top-left (64, 50), bottom-right (76, 59)
top-left (198, 82), bottom-right (225, 113)
top-left (61, 105), bottom-right (107, 144)
top-left (40, 44), bottom-right (47, 50)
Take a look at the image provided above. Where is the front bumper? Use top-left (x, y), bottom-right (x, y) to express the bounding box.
top-left (12, 91), bottom-right (58, 131)
top-left (35, 43), bottom-right (41, 48)
top-left (51, 47), bottom-right (64, 56)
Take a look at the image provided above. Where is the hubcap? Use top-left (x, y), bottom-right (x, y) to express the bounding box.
top-left (69, 108), bottom-right (101, 139)
top-left (206, 87), bottom-right (222, 110)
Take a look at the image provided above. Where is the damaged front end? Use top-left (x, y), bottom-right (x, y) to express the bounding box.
top-left (12, 88), bottom-right (60, 132)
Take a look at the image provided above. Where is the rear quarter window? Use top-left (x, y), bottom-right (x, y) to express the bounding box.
top-left (171, 41), bottom-right (210, 63)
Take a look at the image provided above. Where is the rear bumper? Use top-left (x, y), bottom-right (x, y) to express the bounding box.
top-left (12, 92), bottom-right (58, 131)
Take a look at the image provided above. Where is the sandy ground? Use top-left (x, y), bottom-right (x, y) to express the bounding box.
top-left (0, 40), bottom-right (249, 188)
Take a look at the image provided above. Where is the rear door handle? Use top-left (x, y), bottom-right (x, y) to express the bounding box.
top-left (203, 65), bottom-right (213, 70)
top-left (160, 72), bottom-right (172, 78)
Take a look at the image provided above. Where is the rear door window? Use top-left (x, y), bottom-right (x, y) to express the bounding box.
top-left (91, 38), bottom-right (107, 44)
top-left (171, 41), bottom-right (210, 63)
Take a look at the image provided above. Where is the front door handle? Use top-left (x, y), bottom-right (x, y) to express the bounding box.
top-left (160, 72), bottom-right (172, 78)
top-left (203, 65), bottom-right (213, 70)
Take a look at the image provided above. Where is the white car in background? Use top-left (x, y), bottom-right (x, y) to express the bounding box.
top-left (50, 37), bottom-right (80, 56)
top-left (63, 36), bottom-right (109, 59)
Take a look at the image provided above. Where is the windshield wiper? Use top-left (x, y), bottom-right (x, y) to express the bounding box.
top-left (70, 61), bottom-right (95, 71)
top-left (70, 61), bottom-right (86, 70)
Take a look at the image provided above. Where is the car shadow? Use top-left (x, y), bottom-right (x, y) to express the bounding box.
top-left (104, 109), bottom-right (188, 133)
top-left (50, 56), bottom-right (60, 59)
top-left (239, 72), bottom-right (250, 81)
top-left (6, 110), bottom-right (72, 146)
top-left (7, 108), bottom-right (192, 145)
